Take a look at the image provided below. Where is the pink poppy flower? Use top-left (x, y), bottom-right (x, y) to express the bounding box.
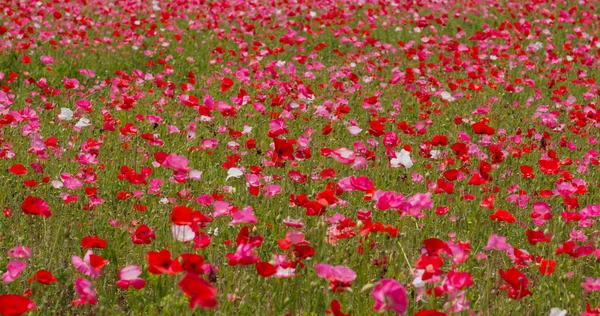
top-left (116, 265), bottom-right (146, 290)
top-left (2, 260), bottom-right (26, 283)
top-left (72, 278), bottom-right (97, 306)
top-left (7, 246), bottom-right (31, 258)
top-left (484, 234), bottom-right (512, 251)
top-left (372, 279), bottom-right (408, 314)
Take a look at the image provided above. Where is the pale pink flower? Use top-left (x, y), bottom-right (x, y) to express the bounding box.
top-left (116, 265), bottom-right (146, 290)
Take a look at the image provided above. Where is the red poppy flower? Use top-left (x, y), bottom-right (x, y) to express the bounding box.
top-left (256, 262), bottom-right (277, 277)
top-left (28, 270), bottom-right (57, 285)
top-left (220, 77), bottom-right (234, 93)
top-left (520, 165), bottom-right (535, 179)
top-left (499, 268), bottom-right (532, 299)
top-left (180, 253), bottom-right (205, 274)
top-left (147, 249), bottom-right (184, 275)
top-left (8, 164), bottom-right (27, 175)
top-left (526, 230), bottom-right (552, 245)
top-left (415, 310), bottom-right (447, 316)
top-left (325, 300), bottom-right (350, 316)
top-left (132, 225), bottom-right (156, 245)
top-left (423, 238), bottom-right (452, 256)
top-left (0, 294), bottom-right (36, 315)
top-left (171, 205), bottom-right (194, 225)
top-left (178, 273), bottom-right (218, 309)
top-left (81, 236), bottom-right (107, 249)
top-left (538, 259), bottom-right (556, 276)
top-left (21, 196), bottom-right (52, 218)
top-left (489, 209), bottom-right (516, 223)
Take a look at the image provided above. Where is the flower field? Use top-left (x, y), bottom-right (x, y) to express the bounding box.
top-left (1, 0), bottom-right (600, 314)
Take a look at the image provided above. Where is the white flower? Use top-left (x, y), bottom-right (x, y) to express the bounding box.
top-left (172, 225), bottom-right (194, 242)
top-left (390, 149), bottom-right (413, 169)
top-left (440, 91), bottom-right (455, 102)
top-left (74, 118), bottom-right (91, 128)
top-left (412, 269), bottom-right (426, 288)
top-left (58, 108), bottom-right (74, 121)
top-left (549, 308), bottom-right (567, 316)
top-left (226, 168), bottom-right (243, 181)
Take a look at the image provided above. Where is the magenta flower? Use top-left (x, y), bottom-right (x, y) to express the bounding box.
top-left (229, 206), bottom-right (258, 226)
top-left (72, 278), bottom-right (97, 306)
top-left (582, 277), bottom-right (600, 293)
top-left (7, 246), bottom-right (31, 258)
top-left (2, 260), bottom-right (26, 283)
top-left (372, 279), bottom-right (408, 314)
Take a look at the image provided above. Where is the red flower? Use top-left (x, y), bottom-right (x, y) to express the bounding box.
top-left (415, 310), bottom-right (447, 316)
top-left (472, 121), bottom-right (495, 135)
top-left (499, 268), bottom-right (532, 299)
top-left (442, 169), bottom-right (460, 181)
top-left (81, 236), bottom-right (107, 249)
top-left (325, 299), bottom-right (351, 316)
top-left (489, 209), bottom-right (516, 223)
top-left (178, 273), bottom-right (218, 309)
top-left (519, 165), bottom-right (535, 179)
top-left (431, 135), bottom-right (448, 146)
top-left (21, 196), bottom-right (52, 218)
top-left (8, 164), bottom-right (27, 175)
top-left (538, 159), bottom-right (560, 175)
top-left (0, 294), bottom-right (36, 316)
top-left (171, 205), bottom-right (194, 225)
top-left (256, 262), bottom-right (277, 277)
top-left (132, 225), bottom-right (156, 245)
top-left (147, 250), bottom-right (184, 275)
top-left (273, 138), bottom-right (294, 162)
top-left (415, 254), bottom-right (445, 280)
top-left (220, 77), bottom-right (234, 93)
top-left (423, 238), bottom-right (452, 257)
top-left (28, 270), bottom-right (57, 285)
top-left (538, 259), bottom-right (556, 276)
top-left (526, 230), bottom-right (552, 245)
top-left (180, 253), bottom-right (205, 274)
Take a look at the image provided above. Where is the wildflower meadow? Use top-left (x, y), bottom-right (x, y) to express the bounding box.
top-left (1, 0), bottom-right (600, 315)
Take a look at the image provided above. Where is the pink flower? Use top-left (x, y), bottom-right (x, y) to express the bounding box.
top-left (40, 56), bottom-right (54, 65)
top-left (116, 265), bottom-right (146, 290)
top-left (2, 260), bottom-right (26, 283)
top-left (75, 99), bottom-right (92, 112)
top-left (8, 246), bottom-right (31, 258)
top-left (72, 278), bottom-right (97, 306)
top-left (582, 277), bottom-right (600, 293)
top-left (213, 201), bottom-right (232, 217)
top-left (229, 206), bottom-right (257, 226)
top-left (226, 244), bottom-right (260, 266)
top-left (162, 154), bottom-right (191, 174)
top-left (484, 234), bottom-right (512, 251)
top-left (439, 270), bottom-right (474, 292)
top-left (263, 185), bottom-right (282, 197)
top-left (374, 191), bottom-right (406, 210)
top-left (372, 279), bottom-right (408, 314)
top-left (330, 148), bottom-right (356, 165)
top-left (72, 250), bottom-right (107, 279)
top-left (443, 290), bottom-right (470, 313)
top-left (268, 119), bottom-right (288, 137)
top-left (315, 263), bottom-right (357, 283)
top-left (201, 139), bottom-right (218, 149)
